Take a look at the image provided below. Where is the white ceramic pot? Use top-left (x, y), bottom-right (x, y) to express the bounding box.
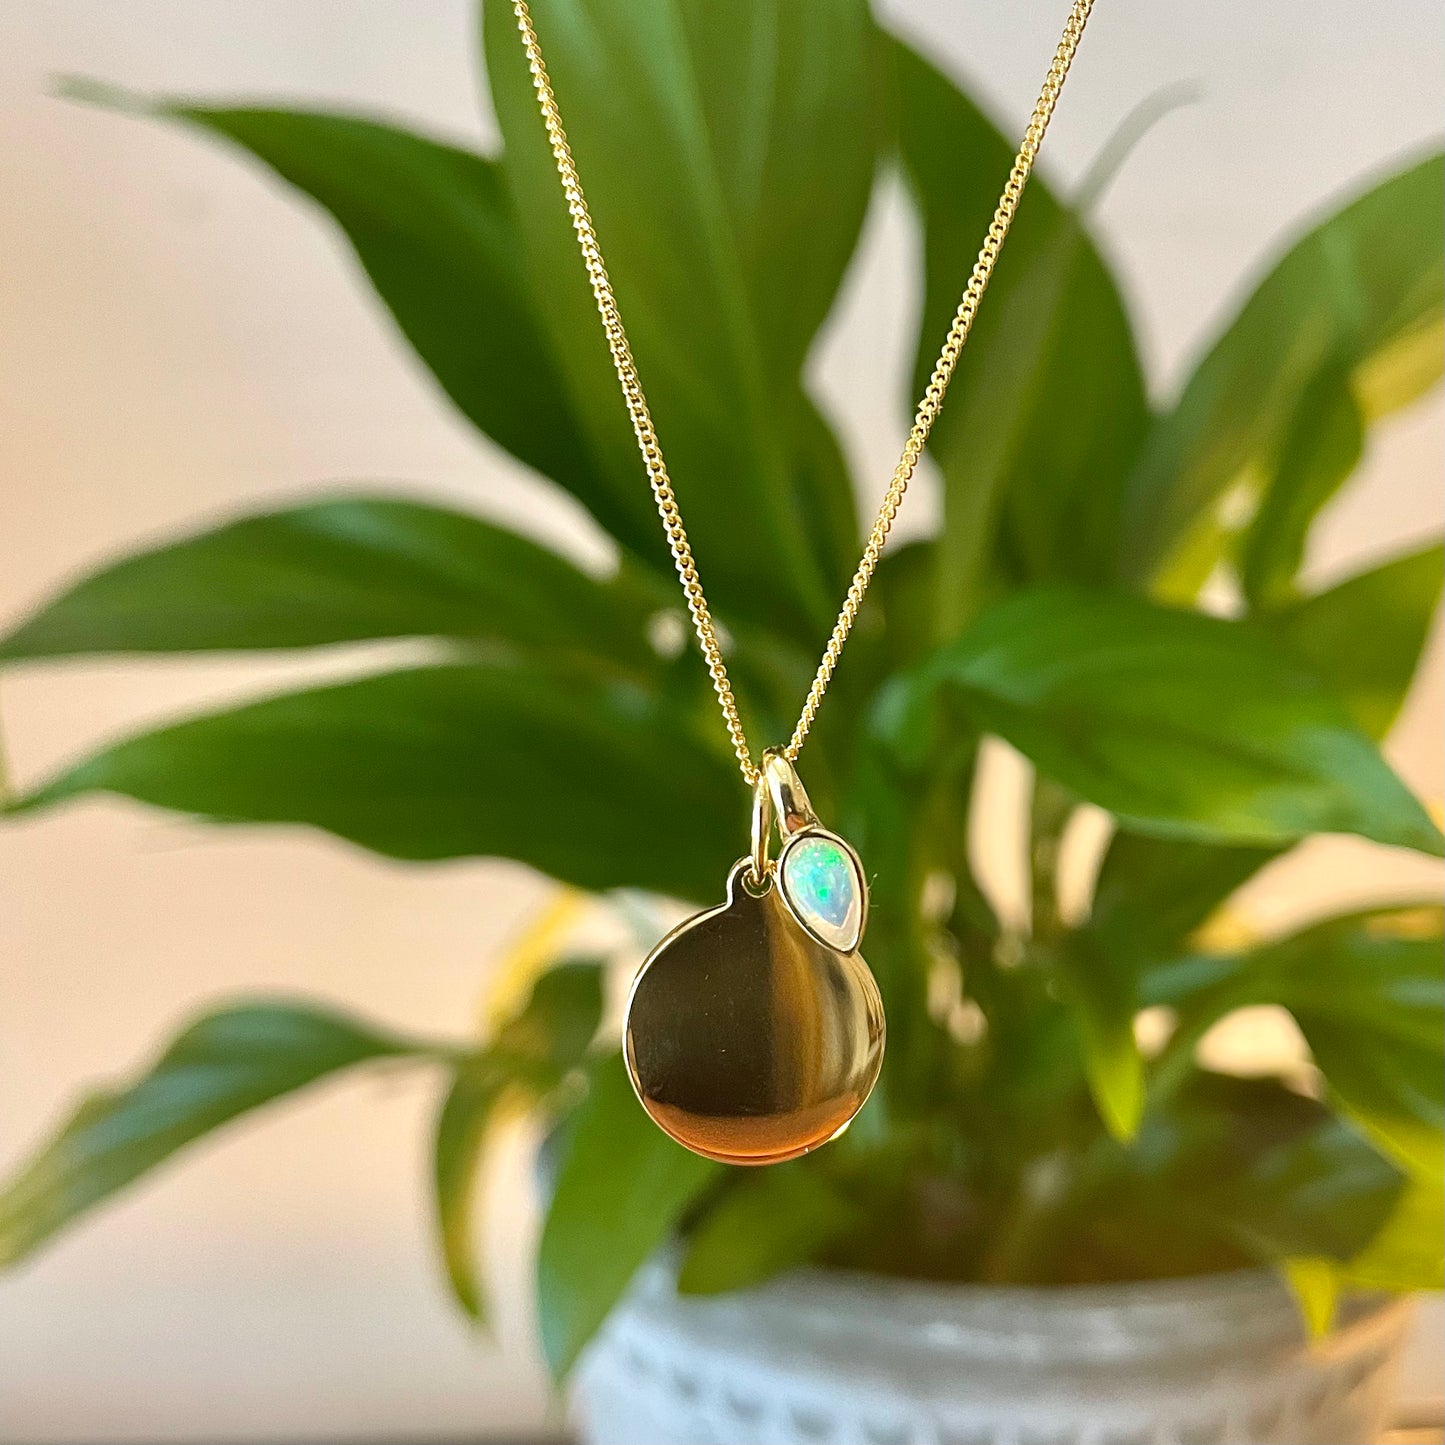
top-left (574, 1258), bottom-right (1411, 1445)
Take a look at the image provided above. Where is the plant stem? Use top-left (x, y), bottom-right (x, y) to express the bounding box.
top-left (1029, 774), bottom-right (1073, 943)
top-left (980, 1150), bottom-right (1072, 1283)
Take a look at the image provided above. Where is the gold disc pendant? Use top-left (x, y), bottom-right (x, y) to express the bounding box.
top-left (624, 752), bottom-right (885, 1165)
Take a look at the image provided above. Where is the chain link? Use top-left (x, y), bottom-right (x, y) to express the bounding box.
top-left (512, 0), bottom-right (1096, 787)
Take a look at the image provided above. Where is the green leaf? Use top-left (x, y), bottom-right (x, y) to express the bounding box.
top-left (537, 1053), bottom-right (720, 1378)
top-left (676, 1164), bottom-right (855, 1295)
top-left (173, 106), bottom-right (578, 482)
top-left (433, 1065), bottom-right (510, 1323)
top-left (1288, 1260), bottom-right (1340, 1335)
top-left (682, 4), bottom-right (880, 397)
top-left (1159, 906), bottom-right (1445, 1180)
top-left (1212, 1113), bottom-right (1403, 1264)
top-left (1282, 1257), bottom-right (1341, 1338)
top-left (59, 86), bottom-right (643, 547)
top-left (890, 36), bottom-right (1148, 629)
top-left (1058, 947), bottom-right (1144, 1143)
top-left (1071, 832), bottom-right (1282, 1138)
top-left (1308, 1037), bottom-right (1444, 1185)
top-left (492, 961), bottom-right (605, 1081)
top-left (891, 587), bottom-right (1443, 855)
top-left (1087, 833), bottom-right (1280, 968)
top-left (1124, 152), bottom-right (1445, 584)
top-left (0, 1001), bottom-right (420, 1266)
top-left (0, 496), bottom-right (660, 671)
top-left (1284, 1174), bottom-right (1444, 1333)
top-left (484, 0), bottom-right (880, 631)
top-left (1239, 365), bottom-right (1363, 608)
top-left (433, 962), bottom-right (604, 1322)
top-left (1081, 542), bottom-right (1443, 984)
top-left (1262, 542), bottom-right (1445, 741)
top-left (1083, 1073), bottom-right (1402, 1281)
top-left (1340, 1174), bottom-right (1444, 1292)
top-left (11, 664), bottom-right (740, 901)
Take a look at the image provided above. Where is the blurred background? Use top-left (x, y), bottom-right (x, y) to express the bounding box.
top-left (1, 0), bottom-right (1440, 1439)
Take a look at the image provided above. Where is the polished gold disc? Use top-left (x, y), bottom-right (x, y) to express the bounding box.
top-left (624, 860), bottom-right (885, 1166)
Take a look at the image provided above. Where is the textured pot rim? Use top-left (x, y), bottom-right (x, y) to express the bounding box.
top-left (582, 1263), bottom-right (1415, 1445)
top-left (620, 1254), bottom-right (1406, 1370)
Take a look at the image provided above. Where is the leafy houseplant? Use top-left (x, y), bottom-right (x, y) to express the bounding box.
top-left (2, 0), bottom-right (1442, 1401)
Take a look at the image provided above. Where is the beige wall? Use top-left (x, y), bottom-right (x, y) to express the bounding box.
top-left (1, 0), bottom-right (1441, 1437)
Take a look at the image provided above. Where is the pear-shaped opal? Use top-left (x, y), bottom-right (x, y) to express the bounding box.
top-left (779, 830), bottom-right (865, 954)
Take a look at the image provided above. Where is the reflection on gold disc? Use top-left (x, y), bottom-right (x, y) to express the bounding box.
top-left (624, 860), bottom-right (885, 1165)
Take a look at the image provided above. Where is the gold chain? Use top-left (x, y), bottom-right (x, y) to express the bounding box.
top-left (512, 0), bottom-right (1096, 787)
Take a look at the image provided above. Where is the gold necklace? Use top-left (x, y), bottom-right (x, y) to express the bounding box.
top-left (512, 0), bottom-right (1097, 1164)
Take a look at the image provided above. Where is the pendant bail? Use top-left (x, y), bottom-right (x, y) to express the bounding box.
top-left (748, 770), bottom-right (774, 889)
top-left (762, 749), bottom-right (818, 839)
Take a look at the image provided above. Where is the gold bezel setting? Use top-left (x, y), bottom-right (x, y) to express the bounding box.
top-left (777, 826), bottom-right (868, 956)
